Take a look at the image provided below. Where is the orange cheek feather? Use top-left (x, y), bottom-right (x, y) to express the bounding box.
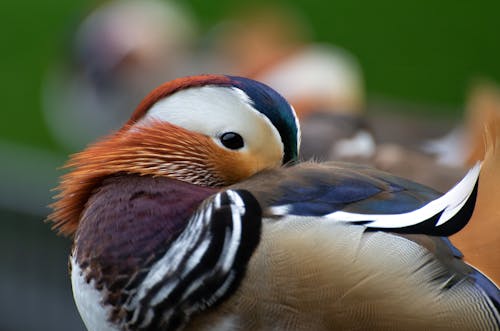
top-left (208, 147), bottom-right (279, 185)
top-left (48, 121), bottom-right (251, 237)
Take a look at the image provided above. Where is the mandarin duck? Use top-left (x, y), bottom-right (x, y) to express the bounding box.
top-left (49, 75), bottom-right (499, 331)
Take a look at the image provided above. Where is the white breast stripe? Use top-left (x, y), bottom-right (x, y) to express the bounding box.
top-left (325, 162), bottom-right (481, 229)
top-left (205, 271), bottom-right (236, 306)
top-left (227, 190), bottom-right (246, 214)
top-left (222, 204), bottom-right (243, 272)
top-left (179, 190), bottom-right (245, 301)
top-left (139, 310), bottom-right (154, 330)
top-left (183, 238), bottom-right (211, 276)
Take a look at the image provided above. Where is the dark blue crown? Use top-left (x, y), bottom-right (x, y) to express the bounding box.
top-left (225, 75), bottom-right (299, 165)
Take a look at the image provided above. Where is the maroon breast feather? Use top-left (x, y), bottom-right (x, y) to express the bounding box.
top-left (74, 174), bottom-right (218, 322)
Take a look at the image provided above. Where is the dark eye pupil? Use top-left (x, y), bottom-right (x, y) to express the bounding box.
top-left (220, 132), bottom-right (244, 150)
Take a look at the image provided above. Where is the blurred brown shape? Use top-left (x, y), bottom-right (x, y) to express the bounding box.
top-left (215, 4), bottom-right (364, 118)
top-left (216, 4), bottom-right (308, 79)
top-left (451, 86), bottom-right (500, 284)
top-left (465, 81), bottom-right (500, 165)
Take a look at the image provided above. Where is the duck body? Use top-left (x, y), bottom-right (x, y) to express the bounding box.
top-left (50, 75), bottom-right (499, 331)
top-left (72, 163), bottom-right (498, 331)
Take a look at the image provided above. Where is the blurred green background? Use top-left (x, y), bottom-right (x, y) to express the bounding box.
top-left (1, 0), bottom-right (499, 151)
top-left (0, 1), bottom-right (498, 330)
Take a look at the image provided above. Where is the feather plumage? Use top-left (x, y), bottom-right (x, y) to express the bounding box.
top-left (187, 217), bottom-right (499, 331)
top-left (49, 75), bottom-right (499, 331)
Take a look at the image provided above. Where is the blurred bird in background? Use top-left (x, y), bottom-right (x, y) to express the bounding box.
top-left (42, 0), bottom-right (198, 151)
top-left (50, 75), bottom-right (499, 331)
top-left (376, 81), bottom-right (500, 191)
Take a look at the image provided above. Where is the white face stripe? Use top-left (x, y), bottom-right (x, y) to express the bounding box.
top-left (137, 85), bottom-right (284, 165)
top-left (290, 105), bottom-right (301, 153)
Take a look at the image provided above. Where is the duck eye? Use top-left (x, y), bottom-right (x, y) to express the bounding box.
top-left (220, 132), bottom-right (244, 150)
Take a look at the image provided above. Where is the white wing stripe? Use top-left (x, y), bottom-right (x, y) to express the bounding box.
top-left (222, 205), bottom-right (242, 272)
top-left (324, 162), bottom-right (481, 229)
